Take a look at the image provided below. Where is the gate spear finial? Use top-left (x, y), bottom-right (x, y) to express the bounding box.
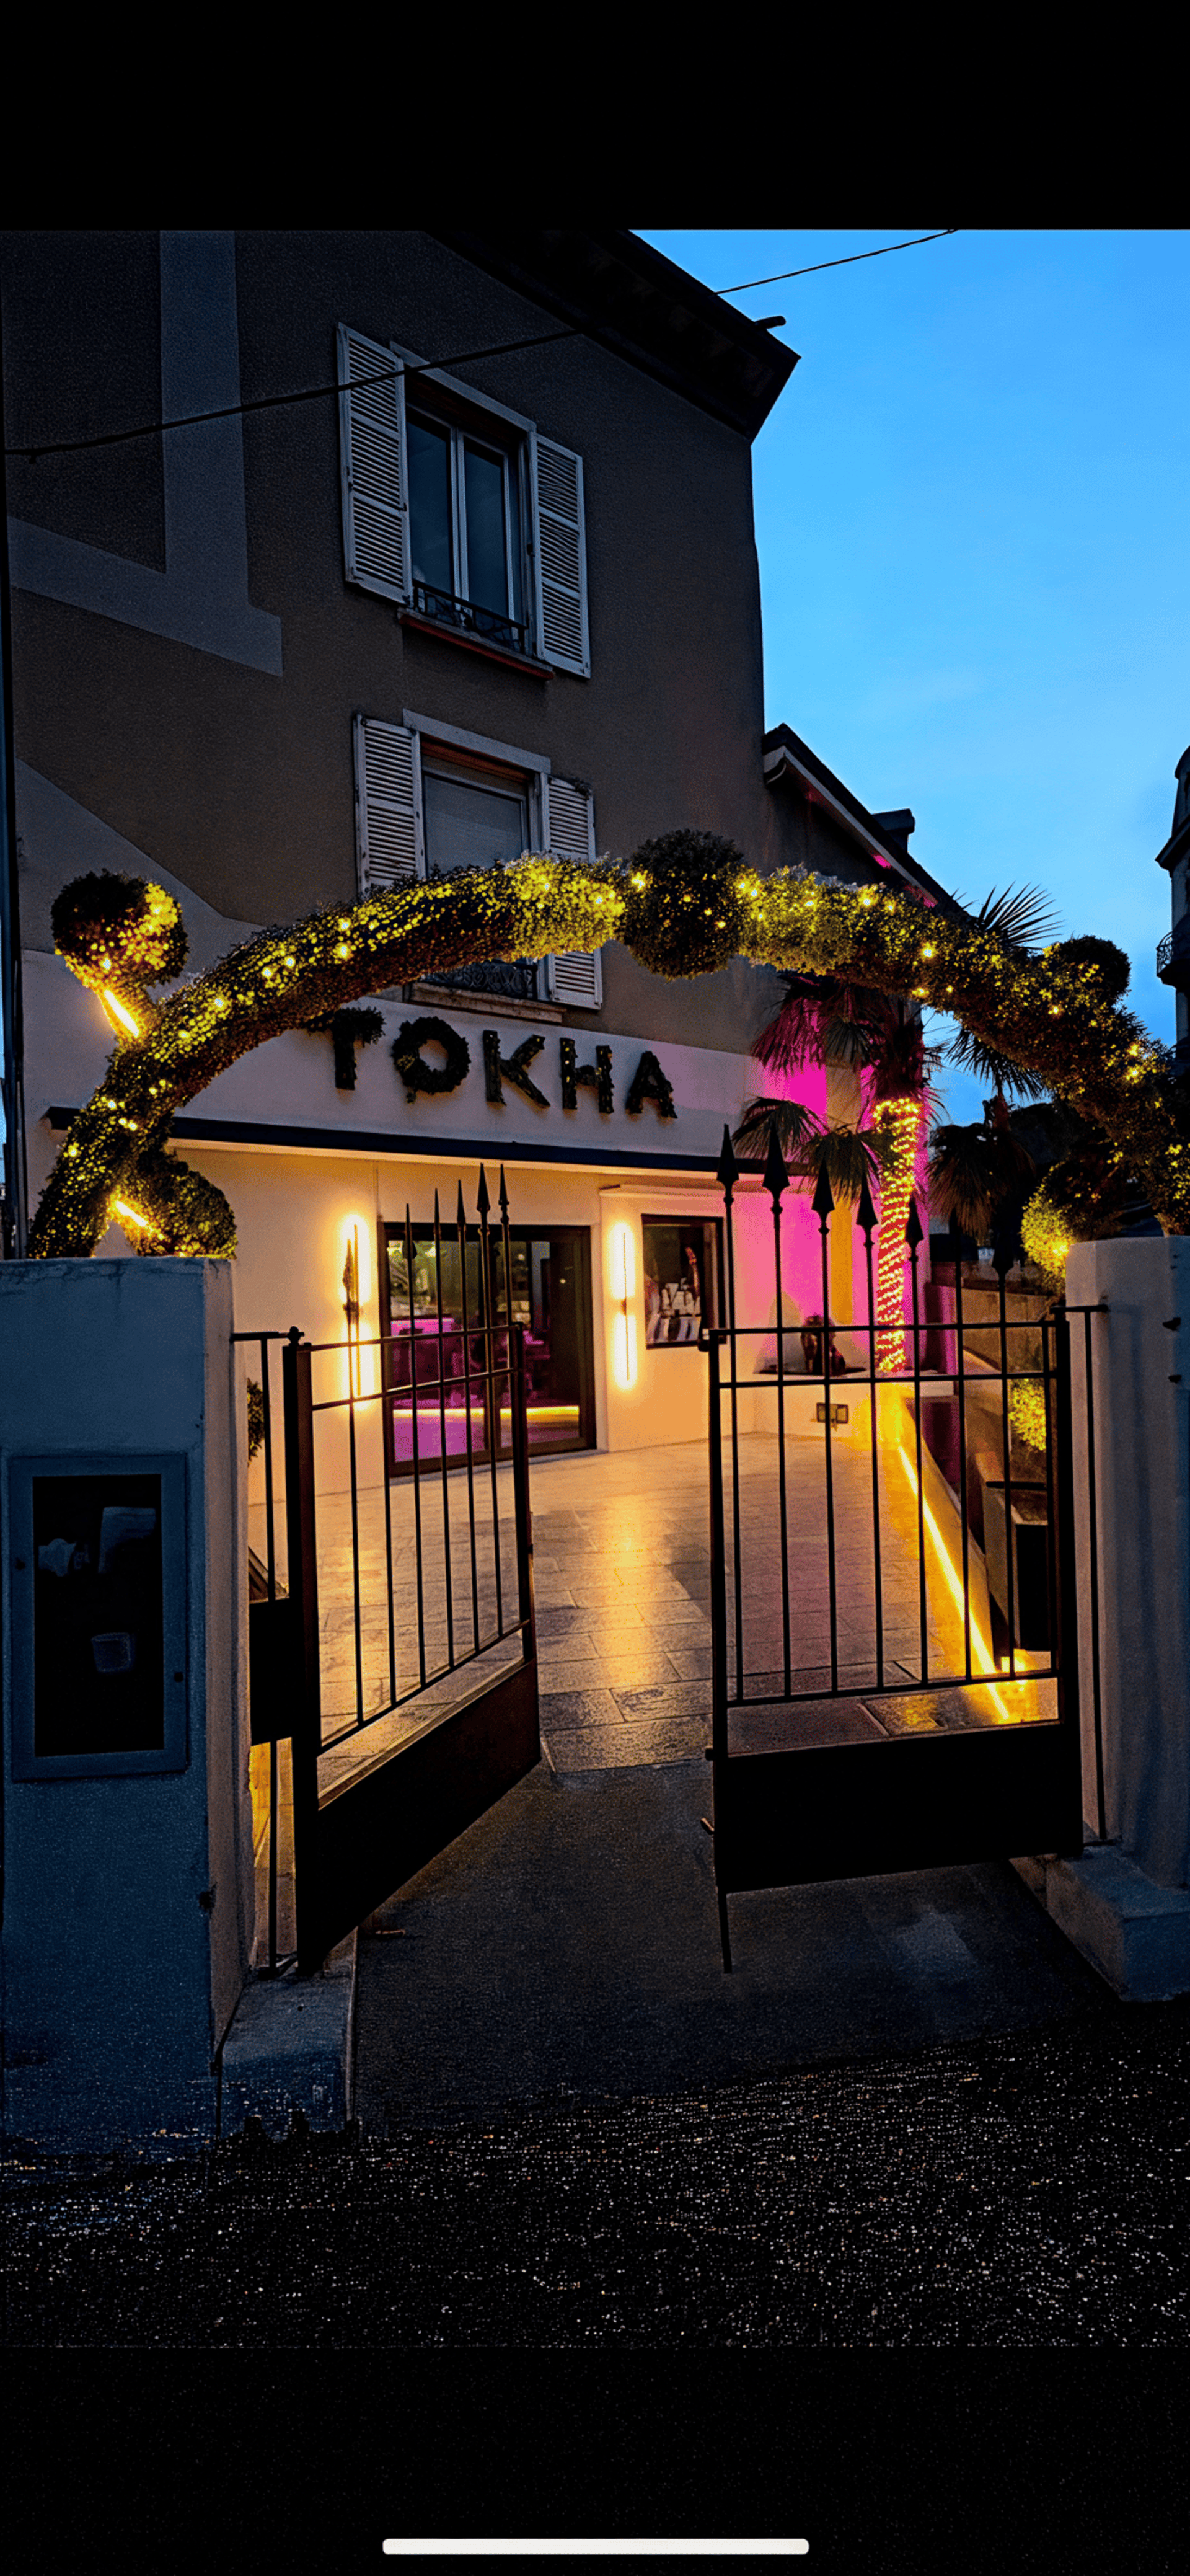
top-left (762, 1125), bottom-right (789, 1211)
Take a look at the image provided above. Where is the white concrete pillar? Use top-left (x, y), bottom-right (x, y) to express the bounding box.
top-left (1067, 1237), bottom-right (1190, 1882)
top-left (1, 1259), bottom-right (253, 2151)
top-left (1016, 1237), bottom-right (1190, 1999)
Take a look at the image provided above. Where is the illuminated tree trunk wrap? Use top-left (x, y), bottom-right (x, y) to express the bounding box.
top-left (874, 1096), bottom-right (925, 1372)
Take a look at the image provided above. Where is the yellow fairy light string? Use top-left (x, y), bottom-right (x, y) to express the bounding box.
top-left (28, 843), bottom-right (1190, 1264)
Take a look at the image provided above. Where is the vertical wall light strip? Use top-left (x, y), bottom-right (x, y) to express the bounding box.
top-left (341, 1212), bottom-right (374, 1396)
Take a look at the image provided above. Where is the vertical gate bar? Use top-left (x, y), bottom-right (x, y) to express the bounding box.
top-left (764, 1137), bottom-right (793, 1699)
top-left (908, 1207), bottom-right (928, 1683)
top-left (1041, 1311), bottom-right (1060, 1680)
top-left (509, 1322), bottom-right (536, 1665)
top-left (997, 1252), bottom-right (1018, 1680)
top-left (404, 1207), bottom-right (428, 1688)
top-left (717, 1130), bottom-right (744, 1706)
top-left (858, 1184), bottom-right (884, 1690)
top-left (257, 1334), bottom-right (280, 1973)
top-left (346, 1339), bottom-right (364, 1728)
top-left (457, 1184), bottom-right (481, 1653)
top-left (432, 1191), bottom-right (456, 1670)
top-left (1083, 1306), bottom-right (1106, 1841)
top-left (707, 1328), bottom-right (733, 1972)
top-left (952, 1223), bottom-right (974, 1681)
top-left (283, 1329), bottom-right (323, 1975)
top-left (259, 1332), bottom-right (277, 1600)
top-left (499, 1167), bottom-right (516, 1630)
top-left (379, 1285), bottom-right (397, 1707)
top-left (816, 1185), bottom-right (839, 1694)
top-left (1053, 1306), bottom-right (1090, 1843)
top-left (477, 1168), bottom-right (505, 1636)
top-left (268, 1735), bottom-right (278, 1976)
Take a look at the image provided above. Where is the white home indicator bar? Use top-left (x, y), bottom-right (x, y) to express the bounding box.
top-left (382, 2548), bottom-right (809, 2560)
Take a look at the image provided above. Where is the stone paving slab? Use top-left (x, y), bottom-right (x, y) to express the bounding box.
top-left (350, 1759), bottom-right (1117, 2133)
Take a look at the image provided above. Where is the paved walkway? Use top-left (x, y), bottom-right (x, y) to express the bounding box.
top-left (348, 1441), bottom-right (1095, 2132)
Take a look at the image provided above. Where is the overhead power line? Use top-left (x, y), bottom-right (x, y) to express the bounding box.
top-left (4, 328), bottom-right (580, 463)
top-left (716, 229), bottom-right (958, 294)
top-left (4, 232), bottom-right (958, 464)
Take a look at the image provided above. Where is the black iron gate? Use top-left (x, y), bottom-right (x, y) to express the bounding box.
top-left (237, 1167), bottom-right (538, 1974)
top-left (705, 1127), bottom-right (1101, 1970)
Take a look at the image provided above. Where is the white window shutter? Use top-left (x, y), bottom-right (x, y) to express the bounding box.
top-left (544, 776), bottom-right (601, 1007)
top-left (338, 324), bottom-right (410, 603)
top-left (354, 717), bottom-right (423, 893)
top-left (532, 435), bottom-right (589, 677)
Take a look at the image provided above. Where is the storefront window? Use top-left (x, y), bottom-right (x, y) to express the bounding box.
top-left (382, 1224), bottom-right (594, 1469)
top-left (641, 1218), bottom-right (723, 1347)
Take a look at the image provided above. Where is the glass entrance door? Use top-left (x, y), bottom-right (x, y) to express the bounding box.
top-left (382, 1224), bottom-right (594, 1472)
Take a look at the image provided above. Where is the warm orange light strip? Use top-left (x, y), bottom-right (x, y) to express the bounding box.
top-left (102, 987), bottom-right (141, 1038)
top-left (897, 1443), bottom-right (1016, 1723)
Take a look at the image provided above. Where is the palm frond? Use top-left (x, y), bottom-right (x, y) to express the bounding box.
top-left (754, 974), bottom-right (892, 1076)
top-left (950, 883), bottom-right (1062, 955)
top-left (731, 1095), bottom-right (824, 1162)
top-left (801, 1123), bottom-right (891, 1202)
top-left (753, 980), bottom-right (824, 1076)
top-left (927, 1120), bottom-right (1036, 1242)
top-left (868, 1003), bottom-right (933, 1105)
top-left (944, 1027), bottom-right (1049, 1103)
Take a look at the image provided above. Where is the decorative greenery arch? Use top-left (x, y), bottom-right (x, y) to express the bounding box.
top-left (30, 832), bottom-right (1190, 1263)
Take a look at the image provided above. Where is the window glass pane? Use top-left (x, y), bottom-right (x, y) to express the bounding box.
top-left (463, 441), bottom-right (508, 615)
top-left (386, 1229), bottom-right (594, 1466)
top-left (642, 1221), bottom-right (721, 1345)
top-left (408, 416), bottom-right (454, 593)
top-left (423, 770), bottom-right (527, 874)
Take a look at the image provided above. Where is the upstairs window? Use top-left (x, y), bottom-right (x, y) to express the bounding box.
top-left (407, 412), bottom-right (526, 653)
top-left (338, 325), bottom-right (589, 677)
top-left (353, 714), bottom-right (602, 1006)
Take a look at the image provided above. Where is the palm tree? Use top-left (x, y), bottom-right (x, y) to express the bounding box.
top-left (736, 885), bottom-right (1063, 1367)
top-left (738, 973), bottom-right (937, 1371)
top-left (927, 1118), bottom-right (1036, 1245)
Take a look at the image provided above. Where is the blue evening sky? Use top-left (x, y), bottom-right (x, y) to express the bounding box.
top-left (637, 228), bottom-right (1189, 1125)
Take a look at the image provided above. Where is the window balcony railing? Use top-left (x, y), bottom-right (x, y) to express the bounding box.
top-left (409, 580), bottom-right (528, 658)
top-left (1157, 916), bottom-right (1190, 988)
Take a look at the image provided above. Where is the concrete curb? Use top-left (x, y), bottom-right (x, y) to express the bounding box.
top-left (218, 1932), bottom-right (357, 2141)
top-left (1011, 1847), bottom-right (1190, 2001)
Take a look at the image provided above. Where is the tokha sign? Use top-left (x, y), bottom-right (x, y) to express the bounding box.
top-left (334, 1012), bottom-right (678, 1121)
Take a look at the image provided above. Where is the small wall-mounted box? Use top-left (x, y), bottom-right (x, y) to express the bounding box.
top-left (7, 1452), bottom-right (188, 1780)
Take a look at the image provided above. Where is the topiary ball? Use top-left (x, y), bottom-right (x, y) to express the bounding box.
top-left (620, 830), bottom-right (750, 978)
top-left (1042, 935), bottom-right (1131, 1004)
top-left (51, 871), bottom-right (188, 994)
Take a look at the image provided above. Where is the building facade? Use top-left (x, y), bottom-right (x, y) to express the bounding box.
top-left (1155, 744), bottom-right (1190, 1075)
top-left (4, 229), bottom-right (950, 1467)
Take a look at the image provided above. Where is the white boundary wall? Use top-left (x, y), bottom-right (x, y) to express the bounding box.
top-left (1015, 1238), bottom-right (1190, 1999)
top-left (0, 1259), bottom-right (253, 2151)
